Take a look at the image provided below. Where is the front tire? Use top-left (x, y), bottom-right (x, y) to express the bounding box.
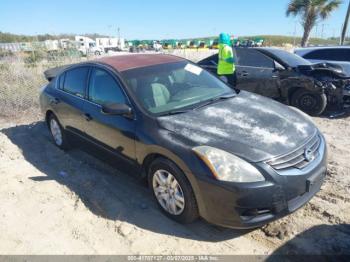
top-left (291, 89), bottom-right (327, 116)
top-left (48, 114), bottom-right (70, 150)
top-left (148, 158), bottom-right (199, 224)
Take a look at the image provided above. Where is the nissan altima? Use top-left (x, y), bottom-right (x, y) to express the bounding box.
top-left (40, 54), bottom-right (327, 228)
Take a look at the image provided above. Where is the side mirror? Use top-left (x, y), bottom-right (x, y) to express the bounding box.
top-left (101, 103), bottom-right (133, 118)
top-left (274, 61), bottom-right (285, 72)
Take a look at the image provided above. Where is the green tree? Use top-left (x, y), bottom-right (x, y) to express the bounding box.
top-left (286, 0), bottom-right (342, 47)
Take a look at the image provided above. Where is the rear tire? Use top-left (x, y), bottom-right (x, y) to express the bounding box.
top-left (291, 89), bottom-right (327, 116)
top-left (148, 158), bottom-right (199, 224)
top-left (48, 113), bottom-right (70, 150)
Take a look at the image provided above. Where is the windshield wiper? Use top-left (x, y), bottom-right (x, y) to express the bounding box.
top-left (159, 93), bottom-right (235, 116)
top-left (193, 93), bottom-right (235, 110)
top-left (159, 109), bottom-right (190, 116)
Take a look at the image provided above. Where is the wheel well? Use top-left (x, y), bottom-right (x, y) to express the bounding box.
top-left (287, 87), bottom-right (300, 104)
top-left (141, 153), bottom-right (164, 179)
top-left (141, 153), bottom-right (188, 187)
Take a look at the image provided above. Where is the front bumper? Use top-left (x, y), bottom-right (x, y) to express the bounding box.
top-left (194, 135), bottom-right (327, 229)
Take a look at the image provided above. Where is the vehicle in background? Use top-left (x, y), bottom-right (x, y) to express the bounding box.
top-left (295, 46), bottom-right (350, 75)
top-left (199, 47), bottom-right (350, 115)
top-left (41, 54), bottom-right (327, 229)
top-left (233, 38), bottom-right (265, 47)
top-left (152, 41), bottom-right (163, 52)
top-left (96, 37), bottom-right (126, 53)
top-left (187, 40), bottom-right (199, 49)
top-left (210, 40), bottom-right (219, 49)
top-left (44, 40), bottom-right (59, 52)
top-left (161, 39), bottom-right (177, 50)
top-left (75, 36), bottom-right (104, 56)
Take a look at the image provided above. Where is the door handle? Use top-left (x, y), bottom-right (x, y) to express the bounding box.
top-left (84, 113), bottom-right (93, 122)
top-left (50, 98), bottom-right (60, 105)
top-left (272, 75), bottom-right (279, 79)
top-left (241, 71), bottom-right (249, 77)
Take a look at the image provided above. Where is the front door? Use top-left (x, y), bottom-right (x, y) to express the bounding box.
top-left (235, 48), bottom-right (280, 98)
top-left (83, 66), bottom-right (136, 161)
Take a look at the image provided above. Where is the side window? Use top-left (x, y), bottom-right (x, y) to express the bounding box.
top-left (304, 50), bottom-right (330, 60)
top-left (303, 49), bottom-right (350, 61)
top-left (88, 68), bottom-right (126, 105)
top-left (57, 73), bottom-right (65, 90)
top-left (236, 48), bottom-right (274, 68)
top-left (63, 67), bottom-right (89, 97)
top-left (328, 49), bottom-right (350, 61)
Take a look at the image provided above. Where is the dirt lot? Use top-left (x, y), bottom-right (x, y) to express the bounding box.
top-left (0, 50), bottom-right (349, 256)
top-left (0, 112), bottom-right (349, 255)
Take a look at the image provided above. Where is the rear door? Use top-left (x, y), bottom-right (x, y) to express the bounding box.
top-left (235, 48), bottom-right (280, 98)
top-left (83, 66), bottom-right (136, 161)
top-left (52, 66), bottom-right (90, 135)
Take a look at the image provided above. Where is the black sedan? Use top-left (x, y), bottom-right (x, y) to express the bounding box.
top-left (198, 47), bottom-right (350, 115)
top-left (40, 54), bottom-right (327, 229)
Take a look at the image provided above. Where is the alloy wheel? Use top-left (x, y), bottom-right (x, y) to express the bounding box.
top-left (152, 170), bottom-right (185, 215)
top-left (50, 118), bottom-right (63, 146)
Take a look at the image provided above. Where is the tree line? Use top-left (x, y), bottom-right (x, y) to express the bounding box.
top-left (0, 32), bottom-right (109, 43)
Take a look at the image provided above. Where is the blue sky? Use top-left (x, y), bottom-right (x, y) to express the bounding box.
top-left (0, 0), bottom-right (348, 39)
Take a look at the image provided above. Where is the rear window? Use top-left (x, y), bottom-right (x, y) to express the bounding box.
top-left (198, 55), bottom-right (218, 66)
top-left (63, 67), bottom-right (89, 97)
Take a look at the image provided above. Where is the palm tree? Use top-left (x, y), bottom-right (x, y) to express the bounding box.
top-left (286, 0), bottom-right (342, 47)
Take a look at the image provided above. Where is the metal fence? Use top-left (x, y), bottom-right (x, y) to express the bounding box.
top-left (0, 53), bottom-right (86, 118)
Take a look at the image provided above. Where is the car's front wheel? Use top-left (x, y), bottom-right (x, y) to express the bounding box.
top-left (291, 89), bottom-right (327, 116)
top-left (148, 158), bottom-right (199, 224)
top-left (48, 114), bottom-right (70, 150)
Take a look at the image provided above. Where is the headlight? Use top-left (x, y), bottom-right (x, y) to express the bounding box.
top-left (193, 146), bottom-right (265, 183)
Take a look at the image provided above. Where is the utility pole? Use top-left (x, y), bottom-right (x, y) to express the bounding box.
top-left (117, 27), bottom-right (121, 48)
top-left (293, 22), bottom-right (297, 46)
top-left (341, 0), bottom-right (350, 45)
top-left (321, 24), bottom-right (325, 39)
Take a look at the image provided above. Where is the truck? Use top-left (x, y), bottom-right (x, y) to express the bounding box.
top-left (75, 36), bottom-right (104, 56)
top-left (96, 37), bottom-right (126, 53)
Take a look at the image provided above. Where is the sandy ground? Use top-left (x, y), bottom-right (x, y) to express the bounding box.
top-left (0, 112), bottom-right (349, 256)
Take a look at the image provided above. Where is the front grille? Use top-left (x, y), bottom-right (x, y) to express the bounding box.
top-left (267, 133), bottom-right (321, 171)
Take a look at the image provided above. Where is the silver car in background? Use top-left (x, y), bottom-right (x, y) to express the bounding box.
top-left (295, 46), bottom-right (350, 75)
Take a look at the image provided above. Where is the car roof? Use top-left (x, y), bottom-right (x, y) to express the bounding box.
top-left (95, 54), bottom-right (185, 72)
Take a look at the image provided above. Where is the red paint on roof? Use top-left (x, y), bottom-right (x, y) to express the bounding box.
top-left (96, 54), bottom-right (185, 72)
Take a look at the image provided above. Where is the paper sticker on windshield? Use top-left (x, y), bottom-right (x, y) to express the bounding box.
top-left (184, 64), bottom-right (203, 75)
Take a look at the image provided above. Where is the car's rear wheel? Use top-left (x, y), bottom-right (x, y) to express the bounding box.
top-left (148, 158), bottom-right (199, 224)
top-left (48, 114), bottom-right (70, 150)
top-left (291, 89), bottom-right (327, 116)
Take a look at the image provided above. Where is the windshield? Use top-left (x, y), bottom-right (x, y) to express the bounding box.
top-left (122, 61), bottom-right (235, 115)
top-left (267, 48), bottom-right (311, 67)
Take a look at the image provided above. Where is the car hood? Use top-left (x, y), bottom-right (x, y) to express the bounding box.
top-left (298, 61), bottom-right (350, 78)
top-left (158, 91), bottom-right (317, 163)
